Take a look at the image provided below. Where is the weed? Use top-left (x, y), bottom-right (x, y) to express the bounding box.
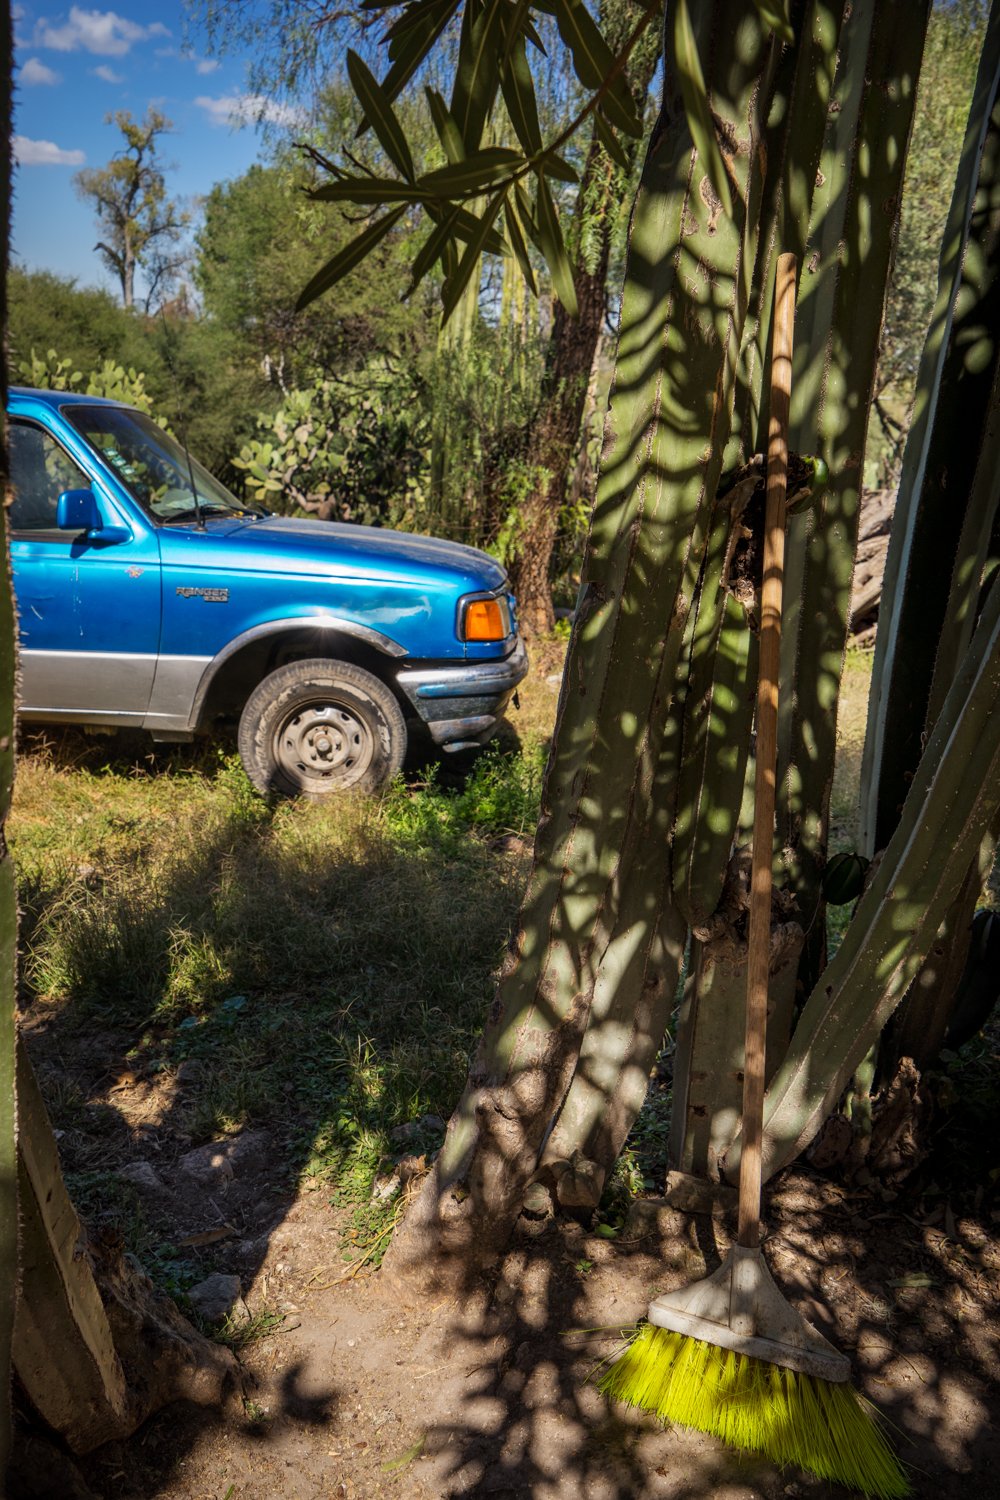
top-left (241, 1398), bottom-right (269, 1428)
top-left (213, 1305), bottom-right (286, 1351)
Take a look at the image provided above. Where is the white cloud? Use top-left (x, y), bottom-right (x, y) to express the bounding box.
top-left (91, 63), bottom-right (123, 82)
top-left (20, 56), bottom-right (61, 85)
top-left (195, 58), bottom-right (220, 75)
top-left (14, 134), bottom-right (86, 166)
top-left (34, 7), bottom-right (170, 57)
top-left (195, 93), bottom-right (306, 129)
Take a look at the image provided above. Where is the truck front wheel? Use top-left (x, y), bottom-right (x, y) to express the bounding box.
top-left (238, 659), bottom-right (407, 797)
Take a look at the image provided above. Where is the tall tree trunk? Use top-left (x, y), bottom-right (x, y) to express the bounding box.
top-left (507, 0), bottom-right (661, 637)
top-left (510, 194), bottom-right (614, 635)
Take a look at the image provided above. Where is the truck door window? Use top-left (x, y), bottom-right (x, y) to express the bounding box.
top-left (9, 421), bottom-right (90, 533)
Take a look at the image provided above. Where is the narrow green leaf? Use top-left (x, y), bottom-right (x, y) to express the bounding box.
top-left (513, 179), bottom-right (540, 248)
top-left (408, 211), bottom-right (461, 293)
top-left (549, 0), bottom-right (643, 137)
top-left (522, 14), bottom-right (545, 50)
top-left (308, 177), bottom-right (423, 204)
top-left (441, 189), bottom-right (507, 322)
top-left (381, 1434), bottom-right (426, 1472)
top-left (296, 205), bottom-right (408, 310)
top-left (385, 0), bottom-right (450, 44)
top-left (426, 87), bottom-right (466, 165)
top-left (418, 147), bottom-right (524, 196)
top-left (673, 0), bottom-right (733, 217)
top-left (450, 202), bottom-right (509, 254)
top-left (536, 172), bottom-right (578, 315)
top-left (594, 111), bottom-right (630, 171)
top-left (383, 0), bottom-right (461, 103)
top-left (500, 31), bottom-right (543, 157)
top-left (347, 50), bottom-right (415, 181)
top-left (750, 0), bottom-right (794, 43)
top-left (504, 193), bottom-right (537, 295)
top-left (451, 0), bottom-right (507, 153)
top-left (540, 153), bottom-right (579, 184)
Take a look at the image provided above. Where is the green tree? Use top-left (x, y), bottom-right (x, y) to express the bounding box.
top-left (7, 267), bottom-right (267, 475)
top-left (194, 155), bottom-right (428, 387)
top-left (74, 109), bottom-right (189, 310)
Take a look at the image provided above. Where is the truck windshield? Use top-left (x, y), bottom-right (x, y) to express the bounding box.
top-left (64, 404), bottom-right (255, 523)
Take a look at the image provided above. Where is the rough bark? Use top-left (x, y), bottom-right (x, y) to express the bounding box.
top-left (509, 220), bottom-right (613, 637)
top-left (507, 0), bottom-right (662, 637)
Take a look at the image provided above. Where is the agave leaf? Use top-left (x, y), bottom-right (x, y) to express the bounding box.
top-left (347, 49), bottom-right (415, 181)
top-left (296, 205), bottom-right (408, 310)
top-left (673, 0), bottom-right (733, 218)
top-left (750, 0), bottom-right (795, 43)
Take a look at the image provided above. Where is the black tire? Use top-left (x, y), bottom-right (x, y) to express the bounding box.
top-left (237, 658), bottom-right (406, 798)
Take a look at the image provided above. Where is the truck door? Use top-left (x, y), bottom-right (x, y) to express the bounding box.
top-left (9, 417), bottom-right (162, 722)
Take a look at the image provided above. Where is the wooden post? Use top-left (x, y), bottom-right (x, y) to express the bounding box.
top-left (738, 253), bottom-right (796, 1249)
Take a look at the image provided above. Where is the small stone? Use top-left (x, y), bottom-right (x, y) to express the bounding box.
top-left (175, 1060), bottom-right (204, 1086)
top-left (371, 1173), bottom-right (401, 1206)
top-left (178, 1129), bottom-right (270, 1190)
top-left (117, 1161), bottom-right (164, 1193)
top-left (390, 1114), bottom-right (446, 1144)
top-left (188, 1272), bottom-right (245, 1323)
top-left (521, 1181), bottom-right (553, 1219)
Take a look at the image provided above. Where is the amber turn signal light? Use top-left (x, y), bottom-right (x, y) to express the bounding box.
top-left (462, 598), bottom-right (506, 641)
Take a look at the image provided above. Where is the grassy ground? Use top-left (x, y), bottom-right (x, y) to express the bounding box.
top-left (12, 716), bottom-right (549, 1287)
top-left (21, 643), bottom-right (992, 1290)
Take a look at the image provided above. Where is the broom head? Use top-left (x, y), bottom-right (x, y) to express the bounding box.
top-left (598, 1247), bottom-right (909, 1498)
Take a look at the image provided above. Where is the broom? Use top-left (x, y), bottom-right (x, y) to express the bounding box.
top-left (598, 254), bottom-right (909, 1499)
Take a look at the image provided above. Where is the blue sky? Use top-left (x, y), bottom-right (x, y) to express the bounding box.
top-left (11, 2), bottom-right (296, 297)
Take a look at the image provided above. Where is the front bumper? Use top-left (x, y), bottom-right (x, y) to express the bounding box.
top-left (395, 637), bottom-right (529, 751)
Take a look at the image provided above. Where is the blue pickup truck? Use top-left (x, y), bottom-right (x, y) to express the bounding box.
top-left (6, 387), bottom-right (528, 796)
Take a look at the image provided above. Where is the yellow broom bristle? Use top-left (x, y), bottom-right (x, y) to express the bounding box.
top-left (598, 1325), bottom-right (909, 1499)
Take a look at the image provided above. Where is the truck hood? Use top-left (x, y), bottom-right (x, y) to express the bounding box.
top-left (188, 513), bottom-right (509, 594)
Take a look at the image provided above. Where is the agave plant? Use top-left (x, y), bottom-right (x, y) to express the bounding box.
top-left (368, 0), bottom-right (1000, 1277)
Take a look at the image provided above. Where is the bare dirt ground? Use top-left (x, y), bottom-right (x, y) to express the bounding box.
top-left (16, 1086), bottom-right (1000, 1500)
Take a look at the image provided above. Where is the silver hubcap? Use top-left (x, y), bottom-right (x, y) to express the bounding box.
top-left (274, 701), bottom-right (375, 784)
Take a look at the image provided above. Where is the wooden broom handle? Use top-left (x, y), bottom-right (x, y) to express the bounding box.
top-left (737, 252), bottom-right (797, 1249)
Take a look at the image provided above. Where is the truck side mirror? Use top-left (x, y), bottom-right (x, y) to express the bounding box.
top-left (56, 488), bottom-right (130, 544)
top-left (56, 488), bottom-right (102, 532)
